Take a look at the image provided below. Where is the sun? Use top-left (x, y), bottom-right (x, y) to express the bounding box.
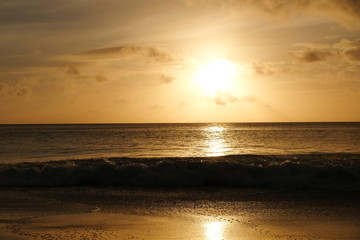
top-left (194, 59), bottom-right (238, 96)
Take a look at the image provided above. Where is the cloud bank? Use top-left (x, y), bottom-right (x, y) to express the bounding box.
top-left (290, 38), bottom-right (360, 63)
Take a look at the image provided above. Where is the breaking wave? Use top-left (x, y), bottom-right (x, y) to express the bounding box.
top-left (1, 154), bottom-right (359, 191)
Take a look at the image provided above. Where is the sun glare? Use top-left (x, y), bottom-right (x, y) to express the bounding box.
top-left (194, 59), bottom-right (238, 96)
top-left (204, 221), bottom-right (226, 240)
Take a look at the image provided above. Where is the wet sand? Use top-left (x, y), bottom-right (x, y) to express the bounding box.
top-left (0, 188), bottom-right (359, 240)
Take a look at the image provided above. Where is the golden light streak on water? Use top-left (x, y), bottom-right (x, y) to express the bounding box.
top-left (204, 126), bottom-right (229, 156)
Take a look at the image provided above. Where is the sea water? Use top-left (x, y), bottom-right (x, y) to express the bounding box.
top-left (1, 122), bottom-right (359, 190)
top-left (0, 122), bottom-right (359, 163)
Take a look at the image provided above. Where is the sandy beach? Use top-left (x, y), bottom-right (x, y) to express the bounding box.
top-left (0, 188), bottom-right (359, 240)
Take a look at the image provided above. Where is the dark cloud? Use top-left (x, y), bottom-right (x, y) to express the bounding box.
top-left (77, 46), bottom-right (174, 62)
top-left (344, 48), bottom-right (360, 62)
top-left (290, 48), bottom-right (333, 63)
top-left (290, 38), bottom-right (360, 63)
top-left (187, 0), bottom-right (360, 30)
top-left (147, 47), bottom-right (174, 62)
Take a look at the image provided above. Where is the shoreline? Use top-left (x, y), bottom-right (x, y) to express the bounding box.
top-left (1, 187), bottom-right (359, 240)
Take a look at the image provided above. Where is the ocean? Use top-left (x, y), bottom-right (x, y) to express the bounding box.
top-left (1, 123), bottom-right (360, 240)
top-left (1, 122), bottom-right (360, 190)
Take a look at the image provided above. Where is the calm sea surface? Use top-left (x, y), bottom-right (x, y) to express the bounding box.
top-left (0, 122), bottom-right (359, 163)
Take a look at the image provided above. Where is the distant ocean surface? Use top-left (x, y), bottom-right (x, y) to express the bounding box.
top-left (1, 122), bottom-right (360, 190)
top-left (1, 122), bottom-right (359, 163)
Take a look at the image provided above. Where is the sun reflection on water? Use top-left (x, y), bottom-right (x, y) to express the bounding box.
top-left (204, 126), bottom-right (229, 157)
top-left (207, 139), bottom-right (226, 157)
top-left (207, 126), bottom-right (225, 132)
top-left (204, 221), bottom-right (226, 240)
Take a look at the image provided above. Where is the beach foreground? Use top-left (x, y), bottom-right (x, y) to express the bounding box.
top-left (0, 188), bottom-right (359, 240)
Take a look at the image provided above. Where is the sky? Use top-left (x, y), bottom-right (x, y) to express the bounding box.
top-left (1, 0), bottom-right (360, 123)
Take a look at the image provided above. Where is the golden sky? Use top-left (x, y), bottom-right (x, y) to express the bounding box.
top-left (1, 0), bottom-right (360, 123)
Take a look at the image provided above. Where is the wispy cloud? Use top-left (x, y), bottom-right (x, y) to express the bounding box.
top-left (76, 45), bottom-right (175, 63)
top-left (251, 61), bottom-right (290, 75)
top-left (211, 91), bottom-right (238, 105)
top-left (252, 62), bottom-right (274, 75)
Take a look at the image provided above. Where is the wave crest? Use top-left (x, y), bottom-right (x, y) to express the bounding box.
top-left (1, 154), bottom-right (359, 190)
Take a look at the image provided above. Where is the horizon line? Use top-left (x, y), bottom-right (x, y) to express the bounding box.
top-left (1, 121), bottom-right (359, 125)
